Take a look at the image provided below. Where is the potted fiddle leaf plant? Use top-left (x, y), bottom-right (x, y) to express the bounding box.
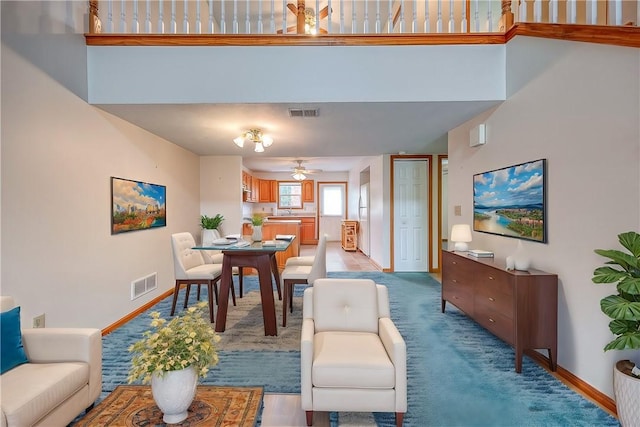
top-left (200, 214), bottom-right (224, 246)
top-left (592, 231), bottom-right (640, 426)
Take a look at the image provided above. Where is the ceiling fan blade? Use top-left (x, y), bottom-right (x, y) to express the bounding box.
top-left (287, 3), bottom-right (298, 15)
top-left (318, 6), bottom-right (330, 19)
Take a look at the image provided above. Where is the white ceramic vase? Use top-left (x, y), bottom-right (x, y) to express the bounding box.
top-left (202, 229), bottom-right (220, 247)
top-left (252, 225), bottom-right (262, 242)
top-left (614, 360), bottom-right (640, 427)
top-left (151, 366), bottom-right (198, 424)
top-left (512, 240), bottom-right (531, 271)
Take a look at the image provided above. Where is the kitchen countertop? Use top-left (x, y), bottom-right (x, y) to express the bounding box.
top-left (263, 219), bottom-right (301, 223)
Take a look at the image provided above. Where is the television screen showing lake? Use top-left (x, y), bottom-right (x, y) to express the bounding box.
top-left (473, 159), bottom-right (546, 243)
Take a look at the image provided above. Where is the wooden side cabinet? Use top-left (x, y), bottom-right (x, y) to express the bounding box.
top-left (302, 180), bottom-right (314, 202)
top-left (341, 220), bottom-right (358, 251)
top-left (441, 250), bottom-right (558, 373)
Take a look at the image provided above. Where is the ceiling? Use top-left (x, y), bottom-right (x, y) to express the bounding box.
top-left (97, 100), bottom-right (500, 173)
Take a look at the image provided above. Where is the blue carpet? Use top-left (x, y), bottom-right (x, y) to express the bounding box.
top-left (97, 272), bottom-right (618, 426)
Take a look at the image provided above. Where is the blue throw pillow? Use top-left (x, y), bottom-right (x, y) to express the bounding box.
top-left (1, 306), bottom-right (29, 374)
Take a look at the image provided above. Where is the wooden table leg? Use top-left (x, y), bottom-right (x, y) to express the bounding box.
top-left (214, 256), bottom-right (234, 332)
top-left (270, 253), bottom-right (282, 300)
top-left (257, 253), bottom-right (277, 336)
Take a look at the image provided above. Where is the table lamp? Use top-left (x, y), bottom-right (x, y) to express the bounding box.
top-left (451, 224), bottom-right (472, 251)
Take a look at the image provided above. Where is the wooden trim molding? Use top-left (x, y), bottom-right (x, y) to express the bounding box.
top-left (101, 289), bottom-right (173, 336)
top-left (86, 24), bottom-right (638, 48)
top-left (525, 349), bottom-right (618, 418)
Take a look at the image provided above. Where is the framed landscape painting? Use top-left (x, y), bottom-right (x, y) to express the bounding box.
top-left (473, 159), bottom-right (546, 243)
top-left (111, 177), bottom-right (166, 235)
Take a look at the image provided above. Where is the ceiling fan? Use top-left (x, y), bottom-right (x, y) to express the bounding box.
top-left (290, 160), bottom-right (323, 180)
top-left (277, 0), bottom-right (330, 34)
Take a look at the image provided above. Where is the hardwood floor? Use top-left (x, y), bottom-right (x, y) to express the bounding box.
top-left (261, 241), bottom-right (377, 426)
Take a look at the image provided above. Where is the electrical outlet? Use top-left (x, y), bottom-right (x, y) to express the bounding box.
top-left (33, 314), bottom-right (45, 328)
top-left (454, 205), bottom-right (462, 216)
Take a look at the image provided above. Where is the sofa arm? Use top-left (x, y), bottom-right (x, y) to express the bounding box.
top-left (22, 328), bottom-right (102, 403)
top-left (300, 318), bottom-right (315, 410)
top-left (379, 318), bottom-right (407, 412)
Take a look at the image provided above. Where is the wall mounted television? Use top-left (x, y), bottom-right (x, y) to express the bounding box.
top-left (473, 158), bottom-right (547, 243)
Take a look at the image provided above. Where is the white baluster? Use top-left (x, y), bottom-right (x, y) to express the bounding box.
top-left (107, 0), bottom-right (114, 33)
top-left (170, 0), bottom-right (177, 33)
top-left (145, 0), bottom-right (152, 32)
top-left (245, 0), bottom-right (251, 33)
top-left (281, 0), bottom-right (286, 33)
top-left (424, 0), bottom-right (430, 33)
top-left (612, 0), bottom-right (622, 25)
top-left (132, 0), bottom-right (139, 33)
top-left (316, 0), bottom-right (321, 33)
top-left (327, 0), bottom-right (333, 33)
top-left (221, 0), bottom-right (226, 33)
top-left (257, 0), bottom-right (263, 34)
top-left (183, 0), bottom-right (189, 33)
top-left (399, 0), bottom-right (405, 33)
top-left (436, 0), bottom-right (442, 33)
top-left (375, 0), bottom-right (381, 33)
top-left (534, 0), bottom-right (541, 22)
top-left (158, 0), bottom-right (165, 33)
top-left (352, 0), bottom-right (357, 34)
top-left (120, 0), bottom-right (126, 32)
top-left (387, 0), bottom-right (393, 32)
top-left (473, 0), bottom-right (479, 31)
top-left (364, 0), bottom-right (370, 33)
top-left (411, 0), bottom-right (417, 33)
top-left (566, 0), bottom-right (576, 24)
top-left (270, 0), bottom-right (275, 33)
top-left (233, 0), bottom-right (238, 33)
top-left (195, 0), bottom-right (201, 34)
top-left (448, 0), bottom-right (454, 32)
top-left (519, 0), bottom-right (527, 22)
top-left (460, 0), bottom-right (466, 32)
top-left (586, 0), bottom-right (597, 25)
top-left (486, 2), bottom-right (493, 31)
top-left (549, 0), bottom-right (558, 23)
top-left (209, 0), bottom-right (215, 33)
top-left (340, 0), bottom-right (345, 33)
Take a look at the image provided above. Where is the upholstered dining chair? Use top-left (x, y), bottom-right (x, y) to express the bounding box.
top-left (200, 229), bottom-right (245, 299)
top-left (170, 232), bottom-right (235, 323)
top-left (301, 278), bottom-right (407, 427)
top-left (280, 233), bottom-right (327, 327)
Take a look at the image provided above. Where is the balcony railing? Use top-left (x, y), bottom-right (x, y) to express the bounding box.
top-left (88, 0), bottom-right (639, 36)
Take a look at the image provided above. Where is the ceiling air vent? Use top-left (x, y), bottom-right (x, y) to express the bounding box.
top-left (288, 108), bottom-right (319, 118)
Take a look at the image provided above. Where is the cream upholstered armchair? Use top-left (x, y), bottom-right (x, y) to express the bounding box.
top-left (301, 278), bottom-right (407, 426)
top-left (0, 296), bottom-right (102, 427)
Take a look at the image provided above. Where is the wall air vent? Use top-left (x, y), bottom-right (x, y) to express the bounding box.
top-left (288, 108), bottom-right (319, 118)
top-left (131, 272), bottom-right (158, 300)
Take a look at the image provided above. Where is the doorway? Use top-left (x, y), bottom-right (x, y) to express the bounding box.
top-left (392, 156), bottom-right (430, 272)
top-left (318, 182), bottom-right (347, 241)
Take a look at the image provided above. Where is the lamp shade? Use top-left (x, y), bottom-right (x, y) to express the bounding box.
top-left (451, 224), bottom-right (472, 251)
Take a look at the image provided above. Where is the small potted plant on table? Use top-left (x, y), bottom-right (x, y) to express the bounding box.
top-left (592, 231), bottom-right (640, 426)
top-left (200, 214), bottom-right (224, 246)
top-left (250, 214), bottom-right (264, 242)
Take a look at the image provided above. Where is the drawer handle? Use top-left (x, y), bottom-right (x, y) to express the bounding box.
top-left (489, 318), bottom-right (495, 323)
top-left (452, 261), bottom-right (457, 265)
top-left (488, 276), bottom-right (495, 280)
top-left (488, 297), bottom-right (495, 302)
top-left (452, 279), bottom-right (457, 283)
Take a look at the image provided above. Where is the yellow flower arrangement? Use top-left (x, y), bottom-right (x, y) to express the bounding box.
top-left (127, 301), bottom-right (220, 385)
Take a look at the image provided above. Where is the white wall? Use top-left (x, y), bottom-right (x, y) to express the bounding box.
top-left (200, 156), bottom-right (244, 238)
top-left (447, 36), bottom-right (640, 398)
top-left (1, 2), bottom-right (201, 329)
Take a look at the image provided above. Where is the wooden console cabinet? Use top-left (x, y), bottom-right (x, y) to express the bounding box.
top-left (441, 250), bottom-right (558, 373)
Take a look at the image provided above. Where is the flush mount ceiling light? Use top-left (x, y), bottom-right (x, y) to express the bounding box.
top-left (233, 129), bottom-right (273, 153)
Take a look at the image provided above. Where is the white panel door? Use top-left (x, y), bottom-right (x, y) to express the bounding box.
top-left (393, 160), bottom-right (429, 271)
top-left (318, 183), bottom-right (346, 241)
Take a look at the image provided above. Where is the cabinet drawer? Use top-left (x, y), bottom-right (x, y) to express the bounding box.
top-left (475, 287), bottom-right (514, 319)
top-left (475, 304), bottom-right (514, 344)
top-left (442, 282), bottom-right (474, 315)
top-left (476, 270), bottom-right (513, 297)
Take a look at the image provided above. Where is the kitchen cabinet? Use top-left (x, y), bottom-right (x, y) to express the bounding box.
top-left (259, 179), bottom-right (277, 203)
top-left (262, 221), bottom-right (300, 270)
top-left (299, 217), bottom-right (316, 244)
top-left (442, 250), bottom-right (558, 373)
top-left (242, 171), bottom-right (260, 202)
top-left (302, 180), bottom-right (314, 202)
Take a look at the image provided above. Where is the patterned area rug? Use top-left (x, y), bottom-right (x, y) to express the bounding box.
top-left (217, 290), bottom-right (302, 351)
top-left (74, 385), bottom-right (263, 426)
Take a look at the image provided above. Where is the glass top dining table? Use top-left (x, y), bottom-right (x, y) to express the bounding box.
top-left (193, 236), bottom-right (293, 336)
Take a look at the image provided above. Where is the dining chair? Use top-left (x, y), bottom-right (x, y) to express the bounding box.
top-left (200, 229), bottom-right (245, 299)
top-left (170, 232), bottom-right (235, 323)
top-left (280, 233), bottom-right (327, 327)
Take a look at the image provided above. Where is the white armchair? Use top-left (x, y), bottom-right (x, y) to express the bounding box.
top-left (301, 278), bottom-right (407, 426)
top-left (0, 296), bottom-right (102, 427)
